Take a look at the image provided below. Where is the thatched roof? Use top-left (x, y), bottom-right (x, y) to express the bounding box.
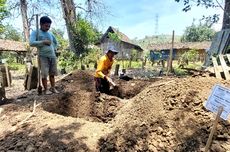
top-left (148, 41), bottom-right (211, 51)
top-left (100, 26), bottom-right (143, 51)
top-left (0, 39), bottom-right (27, 52)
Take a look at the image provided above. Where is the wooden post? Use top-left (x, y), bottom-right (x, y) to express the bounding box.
top-left (5, 65), bottom-right (11, 87)
top-left (122, 52), bottom-right (124, 69)
top-left (129, 57), bottom-right (131, 68)
top-left (26, 65), bottom-right (33, 90)
top-left (114, 64), bottom-right (120, 76)
top-left (205, 106), bottom-right (223, 152)
top-left (167, 30), bottom-right (174, 76)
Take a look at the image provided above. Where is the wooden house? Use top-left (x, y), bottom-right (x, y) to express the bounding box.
top-left (148, 41), bottom-right (211, 62)
top-left (98, 26), bottom-right (144, 60)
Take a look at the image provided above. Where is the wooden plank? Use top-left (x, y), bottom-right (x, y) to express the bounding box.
top-left (206, 67), bottom-right (215, 73)
top-left (226, 54), bottom-right (230, 63)
top-left (205, 106), bottom-right (223, 152)
top-left (212, 56), bottom-right (222, 79)
top-left (218, 30), bottom-right (226, 54)
top-left (209, 31), bottom-right (223, 55)
top-left (219, 55), bottom-right (230, 80)
top-left (226, 54), bottom-right (230, 71)
top-left (221, 30), bottom-right (230, 54)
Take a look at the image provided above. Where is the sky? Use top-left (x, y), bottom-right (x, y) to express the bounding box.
top-left (8, 0), bottom-right (224, 40)
top-left (99, 0), bottom-right (224, 39)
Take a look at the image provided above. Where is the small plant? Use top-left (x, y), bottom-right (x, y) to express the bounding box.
top-left (178, 49), bottom-right (199, 67)
top-left (58, 50), bottom-right (79, 72)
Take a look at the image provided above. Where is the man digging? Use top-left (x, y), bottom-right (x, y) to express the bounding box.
top-left (94, 46), bottom-right (118, 94)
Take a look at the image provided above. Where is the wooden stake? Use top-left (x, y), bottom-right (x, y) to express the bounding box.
top-left (114, 64), bottom-right (120, 76)
top-left (205, 106), bottom-right (223, 152)
top-left (5, 65), bottom-right (11, 87)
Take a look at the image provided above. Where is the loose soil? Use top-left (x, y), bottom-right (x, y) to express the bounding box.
top-left (0, 69), bottom-right (230, 152)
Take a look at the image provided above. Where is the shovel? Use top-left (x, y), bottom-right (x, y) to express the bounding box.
top-left (36, 14), bottom-right (42, 95)
top-left (108, 79), bottom-right (122, 97)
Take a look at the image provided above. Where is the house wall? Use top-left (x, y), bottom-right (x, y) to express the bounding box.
top-left (150, 49), bottom-right (206, 62)
top-left (100, 38), bottom-right (143, 60)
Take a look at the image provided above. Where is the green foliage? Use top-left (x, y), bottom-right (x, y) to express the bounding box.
top-left (174, 67), bottom-right (188, 76)
top-left (58, 50), bottom-right (78, 71)
top-left (130, 49), bottom-right (138, 61)
top-left (0, 24), bottom-right (22, 41)
top-left (180, 49), bottom-right (199, 64)
top-left (108, 32), bottom-right (121, 42)
top-left (1, 52), bottom-right (15, 63)
top-left (116, 60), bottom-right (142, 69)
top-left (181, 23), bottom-right (215, 42)
top-left (174, 0), bottom-right (220, 24)
top-left (187, 50), bottom-right (199, 62)
top-left (8, 62), bottom-right (25, 71)
top-left (73, 15), bottom-right (101, 55)
top-left (51, 28), bottom-right (68, 51)
top-left (0, 0), bottom-right (10, 33)
top-left (83, 47), bottom-right (102, 65)
top-left (174, 0), bottom-right (217, 12)
top-left (0, 52), bottom-right (25, 71)
top-left (58, 47), bottom-right (102, 72)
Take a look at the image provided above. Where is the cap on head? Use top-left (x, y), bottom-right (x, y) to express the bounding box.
top-left (107, 45), bottom-right (119, 54)
top-left (40, 16), bottom-right (52, 24)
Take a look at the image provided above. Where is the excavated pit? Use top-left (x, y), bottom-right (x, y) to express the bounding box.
top-left (42, 70), bottom-right (156, 122)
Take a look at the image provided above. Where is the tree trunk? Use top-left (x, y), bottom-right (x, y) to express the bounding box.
top-left (20, 0), bottom-right (30, 42)
top-left (222, 0), bottom-right (230, 29)
top-left (167, 30), bottom-right (174, 75)
top-left (60, 0), bottom-right (78, 54)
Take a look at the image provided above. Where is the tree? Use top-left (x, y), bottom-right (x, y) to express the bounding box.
top-left (222, 0), bottom-right (230, 29)
top-left (0, 24), bottom-right (22, 41)
top-left (74, 15), bottom-right (100, 55)
top-left (60, 0), bottom-right (107, 55)
top-left (20, 0), bottom-right (29, 42)
top-left (60, 0), bottom-right (78, 54)
top-left (7, 0), bottom-right (57, 42)
top-left (51, 28), bottom-right (68, 51)
top-left (175, 0), bottom-right (230, 30)
top-left (181, 23), bottom-right (216, 42)
top-left (0, 0), bottom-right (10, 33)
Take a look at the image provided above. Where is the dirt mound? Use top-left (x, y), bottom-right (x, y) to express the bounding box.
top-left (98, 77), bottom-right (230, 151)
top-left (42, 70), bottom-right (152, 122)
top-left (1, 70), bottom-right (230, 151)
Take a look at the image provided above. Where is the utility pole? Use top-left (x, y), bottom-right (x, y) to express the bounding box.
top-left (155, 14), bottom-right (159, 36)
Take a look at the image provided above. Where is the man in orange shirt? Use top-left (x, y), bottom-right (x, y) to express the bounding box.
top-left (95, 46), bottom-right (118, 94)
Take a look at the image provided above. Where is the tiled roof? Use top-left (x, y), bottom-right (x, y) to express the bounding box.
top-left (100, 26), bottom-right (143, 51)
top-left (0, 39), bottom-right (28, 52)
top-left (109, 26), bottom-right (132, 43)
top-left (148, 41), bottom-right (211, 50)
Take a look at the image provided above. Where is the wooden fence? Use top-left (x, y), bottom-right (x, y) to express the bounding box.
top-left (211, 54), bottom-right (230, 80)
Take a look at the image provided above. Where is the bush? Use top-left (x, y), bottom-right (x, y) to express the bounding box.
top-left (58, 50), bottom-right (79, 72)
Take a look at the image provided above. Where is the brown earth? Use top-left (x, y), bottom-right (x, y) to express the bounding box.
top-left (0, 70), bottom-right (230, 152)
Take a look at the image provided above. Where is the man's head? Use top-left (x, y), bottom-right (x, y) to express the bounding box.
top-left (106, 46), bottom-right (118, 60)
top-left (40, 16), bottom-right (52, 32)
